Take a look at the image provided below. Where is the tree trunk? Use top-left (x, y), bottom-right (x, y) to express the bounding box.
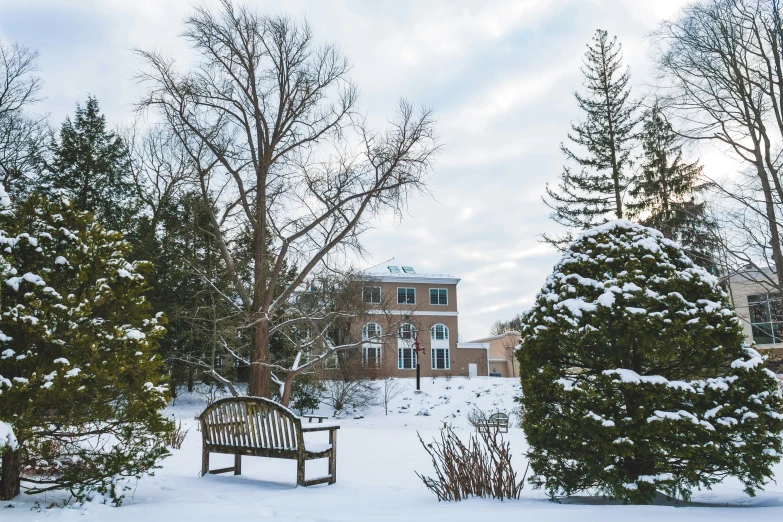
top-left (280, 373), bottom-right (296, 407)
top-left (0, 448), bottom-right (20, 500)
top-left (756, 164), bottom-right (783, 290)
top-left (249, 320), bottom-right (271, 398)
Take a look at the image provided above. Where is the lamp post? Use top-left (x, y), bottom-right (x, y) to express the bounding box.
top-left (414, 331), bottom-right (424, 392)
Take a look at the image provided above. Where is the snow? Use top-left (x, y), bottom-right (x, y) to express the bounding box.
top-left (556, 298), bottom-right (597, 317)
top-left (4, 376), bottom-right (783, 521)
top-left (0, 420), bottom-right (17, 451)
top-left (124, 328), bottom-right (146, 340)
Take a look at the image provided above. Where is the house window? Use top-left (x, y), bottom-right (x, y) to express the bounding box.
top-left (398, 323), bottom-right (417, 369)
top-left (363, 322), bottom-right (382, 340)
top-left (431, 324), bottom-right (449, 341)
top-left (214, 355), bottom-right (222, 368)
top-left (397, 287), bottom-right (415, 304)
top-left (325, 352), bottom-right (339, 369)
top-left (362, 322), bottom-right (382, 368)
top-left (363, 345), bottom-right (382, 368)
top-left (430, 288), bottom-right (448, 305)
top-left (431, 347), bottom-right (450, 370)
top-left (749, 293), bottom-right (783, 344)
top-left (363, 286), bottom-right (381, 304)
top-left (430, 324), bottom-right (450, 369)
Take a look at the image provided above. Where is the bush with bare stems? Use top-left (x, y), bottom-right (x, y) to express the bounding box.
top-left (416, 425), bottom-right (528, 501)
top-left (169, 421), bottom-right (191, 450)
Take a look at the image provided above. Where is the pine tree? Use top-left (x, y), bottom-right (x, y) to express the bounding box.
top-left (41, 97), bottom-right (136, 232)
top-left (518, 221), bottom-right (783, 503)
top-left (0, 188), bottom-right (172, 504)
top-left (544, 30), bottom-right (638, 244)
top-left (628, 105), bottom-right (717, 271)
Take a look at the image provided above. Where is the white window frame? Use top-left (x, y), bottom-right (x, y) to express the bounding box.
top-left (362, 322), bottom-right (382, 341)
top-left (363, 344), bottom-right (382, 368)
top-left (429, 288), bottom-right (448, 306)
top-left (431, 347), bottom-right (450, 370)
top-left (397, 287), bottom-right (416, 304)
top-left (430, 324), bottom-right (450, 369)
top-left (362, 322), bottom-right (382, 368)
top-left (363, 285), bottom-right (381, 304)
top-left (397, 323), bottom-right (417, 369)
top-left (431, 323), bottom-right (449, 341)
top-left (325, 352), bottom-right (339, 369)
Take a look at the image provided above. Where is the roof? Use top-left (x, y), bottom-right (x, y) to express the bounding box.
top-left (362, 264), bottom-right (460, 285)
top-left (728, 266), bottom-right (776, 284)
top-left (468, 332), bottom-right (520, 343)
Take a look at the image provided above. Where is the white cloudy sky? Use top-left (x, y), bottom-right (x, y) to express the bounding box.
top-left (0, 0), bottom-right (717, 340)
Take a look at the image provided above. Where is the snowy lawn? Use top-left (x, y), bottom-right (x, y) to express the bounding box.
top-left (5, 377), bottom-right (783, 521)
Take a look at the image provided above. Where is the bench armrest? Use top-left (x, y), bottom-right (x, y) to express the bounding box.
top-left (302, 425), bottom-right (340, 433)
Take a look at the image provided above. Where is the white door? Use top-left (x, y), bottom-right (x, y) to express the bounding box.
top-left (468, 363), bottom-right (477, 377)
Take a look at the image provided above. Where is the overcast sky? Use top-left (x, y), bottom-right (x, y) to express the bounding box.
top-left (0, 0), bottom-right (715, 340)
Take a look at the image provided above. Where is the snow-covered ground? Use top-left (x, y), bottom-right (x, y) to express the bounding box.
top-left (5, 377), bottom-right (783, 521)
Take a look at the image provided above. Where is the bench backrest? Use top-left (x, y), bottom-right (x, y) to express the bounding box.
top-left (489, 413), bottom-right (509, 426)
top-left (200, 397), bottom-right (303, 451)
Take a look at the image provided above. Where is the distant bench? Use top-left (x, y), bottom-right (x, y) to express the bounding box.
top-left (475, 412), bottom-right (509, 434)
top-left (199, 397), bottom-right (339, 487)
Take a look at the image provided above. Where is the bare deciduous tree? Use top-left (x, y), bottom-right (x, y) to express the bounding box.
top-left (136, 0), bottom-right (438, 399)
top-left (656, 0), bottom-right (783, 290)
top-left (0, 40), bottom-right (40, 118)
top-left (0, 39), bottom-right (46, 196)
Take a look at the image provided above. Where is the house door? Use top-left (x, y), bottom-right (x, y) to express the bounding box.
top-left (468, 363), bottom-right (477, 377)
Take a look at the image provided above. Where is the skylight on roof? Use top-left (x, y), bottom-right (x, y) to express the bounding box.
top-left (388, 266), bottom-right (400, 273)
top-left (402, 266), bottom-right (415, 274)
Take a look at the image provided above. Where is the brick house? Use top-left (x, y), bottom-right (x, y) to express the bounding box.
top-left (325, 264), bottom-right (490, 377)
top-left (466, 332), bottom-right (520, 378)
top-left (728, 268), bottom-right (783, 349)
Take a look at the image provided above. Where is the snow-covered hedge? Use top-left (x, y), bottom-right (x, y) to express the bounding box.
top-left (518, 220), bottom-right (783, 503)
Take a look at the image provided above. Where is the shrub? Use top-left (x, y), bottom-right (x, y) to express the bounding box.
top-left (290, 373), bottom-right (325, 415)
top-left (416, 425), bottom-right (527, 501)
top-left (169, 421), bottom-right (190, 450)
top-left (321, 379), bottom-right (377, 414)
top-left (518, 220), bottom-right (783, 503)
top-left (0, 190), bottom-right (172, 504)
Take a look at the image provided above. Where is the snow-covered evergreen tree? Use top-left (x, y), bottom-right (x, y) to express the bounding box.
top-left (0, 188), bottom-right (172, 504)
top-left (518, 220), bottom-right (783, 503)
top-left (544, 30), bottom-right (639, 245)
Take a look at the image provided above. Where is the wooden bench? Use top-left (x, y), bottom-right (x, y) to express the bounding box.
top-left (199, 397), bottom-right (339, 487)
top-left (302, 415), bottom-right (329, 424)
top-left (475, 412), bottom-right (509, 434)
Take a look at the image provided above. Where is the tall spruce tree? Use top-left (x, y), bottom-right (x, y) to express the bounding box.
top-left (544, 29), bottom-right (638, 244)
top-left (41, 97), bottom-right (136, 232)
top-left (519, 221), bottom-right (783, 503)
top-left (628, 105), bottom-right (717, 271)
top-left (0, 188), bottom-right (172, 504)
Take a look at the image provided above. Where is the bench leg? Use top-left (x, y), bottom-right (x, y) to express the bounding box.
top-left (201, 445), bottom-right (209, 477)
top-left (297, 457), bottom-right (305, 487)
top-left (234, 454), bottom-right (241, 475)
top-left (328, 430), bottom-right (337, 484)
